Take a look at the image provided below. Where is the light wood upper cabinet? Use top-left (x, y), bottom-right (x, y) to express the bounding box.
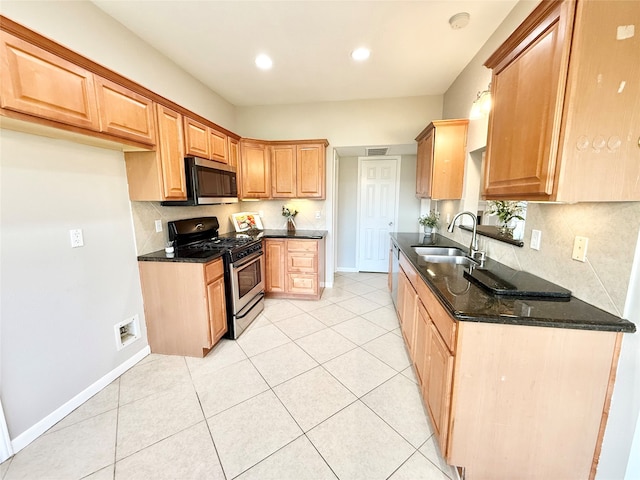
top-left (296, 143), bottom-right (326, 198)
top-left (210, 128), bottom-right (228, 163)
top-left (0, 31), bottom-right (100, 131)
top-left (240, 139), bottom-right (327, 200)
top-left (156, 104), bottom-right (187, 199)
top-left (124, 103), bottom-right (186, 201)
top-left (271, 144), bottom-right (297, 198)
top-left (240, 139), bottom-right (271, 199)
top-left (184, 116), bottom-right (229, 164)
top-left (228, 137), bottom-right (239, 169)
top-left (94, 77), bottom-right (156, 145)
top-left (184, 117), bottom-right (210, 158)
top-left (484, 0), bottom-right (640, 202)
top-left (415, 120), bottom-right (469, 200)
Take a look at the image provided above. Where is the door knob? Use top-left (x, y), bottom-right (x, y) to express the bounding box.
top-left (388, 222), bottom-right (393, 226)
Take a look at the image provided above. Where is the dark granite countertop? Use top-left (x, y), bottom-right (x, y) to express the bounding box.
top-left (392, 232), bottom-right (635, 333)
top-left (137, 229), bottom-right (327, 263)
top-left (261, 229), bottom-right (327, 239)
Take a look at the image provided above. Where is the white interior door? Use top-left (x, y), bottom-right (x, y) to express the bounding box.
top-left (357, 157), bottom-right (399, 272)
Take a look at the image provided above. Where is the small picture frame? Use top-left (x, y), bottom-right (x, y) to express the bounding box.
top-left (230, 212), bottom-right (263, 232)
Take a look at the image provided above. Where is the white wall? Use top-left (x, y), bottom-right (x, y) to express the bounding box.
top-left (237, 96), bottom-right (442, 278)
top-left (0, 130), bottom-right (147, 439)
top-left (439, 0), bottom-right (640, 476)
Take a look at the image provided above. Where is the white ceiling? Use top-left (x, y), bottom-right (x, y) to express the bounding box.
top-left (91, 0), bottom-right (518, 107)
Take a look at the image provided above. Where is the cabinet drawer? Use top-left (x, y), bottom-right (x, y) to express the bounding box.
top-left (418, 280), bottom-right (456, 353)
top-left (399, 252), bottom-right (418, 286)
top-left (287, 240), bottom-right (317, 253)
top-left (287, 253), bottom-right (317, 273)
top-left (287, 274), bottom-right (317, 295)
top-left (205, 258), bottom-right (224, 283)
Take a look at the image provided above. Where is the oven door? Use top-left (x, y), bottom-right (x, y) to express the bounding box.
top-left (230, 251), bottom-right (265, 315)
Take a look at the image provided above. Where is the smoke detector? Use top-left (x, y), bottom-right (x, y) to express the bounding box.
top-left (449, 12), bottom-right (470, 30)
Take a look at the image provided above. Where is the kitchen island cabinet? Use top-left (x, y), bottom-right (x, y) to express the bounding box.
top-left (390, 233), bottom-right (633, 479)
top-left (138, 256), bottom-right (227, 357)
top-left (484, 0), bottom-right (640, 201)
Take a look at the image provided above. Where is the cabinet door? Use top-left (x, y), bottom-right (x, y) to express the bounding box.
top-left (95, 76), bottom-right (156, 145)
top-left (228, 138), bottom-right (239, 169)
top-left (156, 104), bottom-right (187, 200)
top-left (271, 145), bottom-right (296, 198)
top-left (484, 1), bottom-right (573, 199)
top-left (296, 144), bottom-right (325, 198)
top-left (431, 121), bottom-right (468, 199)
top-left (557, 0), bottom-right (640, 202)
top-left (0, 31), bottom-right (100, 131)
top-left (416, 129), bottom-right (433, 198)
top-left (414, 302), bottom-right (430, 387)
top-left (205, 259), bottom-right (227, 347)
top-left (265, 239), bottom-right (286, 292)
top-left (210, 129), bottom-right (228, 163)
top-left (425, 323), bottom-right (454, 456)
top-left (207, 276), bottom-right (228, 345)
top-left (400, 274), bottom-right (418, 355)
top-left (240, 140), bottom-right (271, 198)
top-left (184, 117), bottom-right (210, 158)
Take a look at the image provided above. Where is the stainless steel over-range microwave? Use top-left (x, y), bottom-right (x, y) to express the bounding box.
top-left (161, 156), bottom-right (238, 206)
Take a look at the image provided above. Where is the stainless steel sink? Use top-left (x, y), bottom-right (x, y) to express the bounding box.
top-left (418, 255), bottom-right (478, 266)
top-left (412, 247), bottom-right (466, 256)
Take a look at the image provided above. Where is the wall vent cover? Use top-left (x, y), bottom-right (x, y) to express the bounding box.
top-left (366, 147), bottom-right (388, 156)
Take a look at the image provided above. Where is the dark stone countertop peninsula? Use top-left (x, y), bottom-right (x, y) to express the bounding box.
top-left (392, 232), bottom-right (636, 333)
top-left (137, 229), bottom-right (328, 264)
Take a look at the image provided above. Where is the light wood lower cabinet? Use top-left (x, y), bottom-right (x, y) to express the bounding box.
top-left (391, 248), bottom-right (621, 479)
top-left (138, 258), bottom-right (227, 357)
top-left (264, 238), bottom-right (325, 300)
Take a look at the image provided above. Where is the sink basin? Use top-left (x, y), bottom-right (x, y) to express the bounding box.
top-left (412, 247), bottom-right (466, 256)
top-left (418, 255), bottom-right (478, 266)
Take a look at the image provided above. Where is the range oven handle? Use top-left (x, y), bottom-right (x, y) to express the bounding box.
top-left (235, 291), bottom-right (265, 319)
top-left (231, 250), bottom-right (264, 269)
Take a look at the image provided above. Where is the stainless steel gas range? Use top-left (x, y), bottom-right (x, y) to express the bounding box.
top-left (168, 217), bottom-right (264, 339)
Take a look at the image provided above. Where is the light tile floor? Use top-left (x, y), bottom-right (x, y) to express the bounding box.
top-left (0, 272), bottom-right (457, 480)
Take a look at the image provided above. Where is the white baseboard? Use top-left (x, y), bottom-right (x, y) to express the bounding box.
top-left (336, 267), bottom-right (358, 273)
top-left (10, 345), bottom-right (150, 454)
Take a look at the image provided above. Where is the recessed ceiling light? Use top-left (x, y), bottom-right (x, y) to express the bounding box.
top-left (351, 47), bottom-right (371, 62)
top-left (449, 12), bottom-right (470, 30)
top-left (255, 54), bottom-right (273, 70)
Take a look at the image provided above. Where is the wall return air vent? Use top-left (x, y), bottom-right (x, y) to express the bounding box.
top-left (366, 147), bottom-right (388, 156)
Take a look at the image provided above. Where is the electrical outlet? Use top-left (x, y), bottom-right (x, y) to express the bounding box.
top-left (572, 236), bottom-right (588, 262)
top-left (69, 229), bottom-right (84, 248)
top-left (530, 229), bottom-right (541, 250)
top-left (155, 219), bottom-right (162, 233)
top-left (315, 211), bottom-right (321, 219)
top-left (446, 213), bottom-right (451, 223)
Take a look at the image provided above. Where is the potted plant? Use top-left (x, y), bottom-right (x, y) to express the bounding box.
top-left (419, 210), bottom-right (440, 235)
top-left (486, 200), bottom-right (526, 236)
top-left (282, 205), bottom-right (298, 232)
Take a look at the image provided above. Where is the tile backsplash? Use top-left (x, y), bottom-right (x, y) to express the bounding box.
top-left (438, 201), bottom-right (640, 317)
top-left (131, 199), bottom-right (328, 255)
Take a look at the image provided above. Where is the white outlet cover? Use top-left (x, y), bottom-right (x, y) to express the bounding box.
top-left (155, 219), bottom-right (162, 233)
top-left (572, 236), bottom-right (588, 262)
top-left (530, 229), bottom-right (541, 250)
top-left (69, 229), bottom-right (83, 248)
